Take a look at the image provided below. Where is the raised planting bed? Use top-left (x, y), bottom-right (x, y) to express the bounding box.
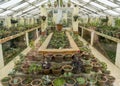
top-left (39, 31), bottom-right (79, 54)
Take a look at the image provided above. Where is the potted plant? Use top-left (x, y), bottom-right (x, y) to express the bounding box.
top-left (62, 65), bottom-right (73, 72)
top-left (76, 76), bottom-right (86, 86)
top-left (54, 53), bottom-right (64, 63)
top-left (28, 63), bottom-right (42, 75)
top-left (42, 58), bottom-right (51, 75)
top-left (97, 74), bottom-right (107, 86)
top-left (106, 75), bottom-right (115, 85)
top-left (9, 77), bottom-right (22, 86)
top-left (65, 78), bottom-right (76, 86)
top-left (44, 53), bottom-right (53, 62)
top-left (21, 77), bottom-right (32, 86)
top-left (88, 74), bottom-right (97, 86)
top-left (1, 76), bottom-right (12, 86)
top-left (64, 54), bottom-right (73, 61)
top-left (41, 16), bottom-right (46, 21)
top-left (73, 15), bottom-right (79, 21)
top-left (31, 79), bottom-right (42, 86)
top-left (52, 63), bottom-right (62, 75)
top-left (92, 63), bottom-right (101, 72)
top-left (52, 78), bottom-right (65, 86)
top-left (21, 61), bottom-right (30, 74)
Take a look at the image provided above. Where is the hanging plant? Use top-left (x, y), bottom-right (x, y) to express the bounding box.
top-left (41, 16), bottom-right (46, 21)
top-left (73, 15), bottom-right (78, 21)
top-left (11, 19), bottom-right (18, 24)
top-left (54, 1), bottom-right (57, 7)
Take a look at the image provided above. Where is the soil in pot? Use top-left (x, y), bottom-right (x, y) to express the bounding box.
top-left (31, 79), bottom-right (42, 86)
top-left (21, 78), bottom-right (32, 86)
top-left (83, 65), bottom-right (92, 73)
top-left (52, 63), bottom-right (62, 75)
top-left (62, 65), bottom-right (73, 72)
top-left (1, 76), bottom-right (11, 86)
top-left (92, 63), bottom-right (101, 72)
top-left (52, 78), bottom-right (65, 86)
top-left (44, 53), bottom-right (53, 62)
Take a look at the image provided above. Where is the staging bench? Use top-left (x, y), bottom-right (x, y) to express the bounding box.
top-left (38, 32), bottom-right (79, 54)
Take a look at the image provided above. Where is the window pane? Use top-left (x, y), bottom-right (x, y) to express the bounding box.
top-left (12, 2), bottom-right (28, 10)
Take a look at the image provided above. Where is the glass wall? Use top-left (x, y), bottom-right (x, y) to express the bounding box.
top-left (93, 34), bottom-right (117, 63)
top-left (2, 35), bottom-right (27, 65)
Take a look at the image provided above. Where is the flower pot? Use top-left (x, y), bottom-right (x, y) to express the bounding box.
top-left (1, 76), bottom-right (12, 86)
top-left (9, 77), bottom-right (22, 86)
top-left (92, 63), bottom-right (101, 72)
top-left (45, 53), bottom-right (53, 62)
top-left (54, 54), bottom-right (64, 63)
top-left (73, 15), bottom-right (78, 21)
top-left (21, 64), bottom-right (29, 74)
top-left (83, 65), bottom-right (92, 73)
top-left (76, 76), bottom-right (87, 86)
top-left (52, 78), bottom-right (65, 86)
top-left (57, 24), bottom-right (63, 31)
top-left (107, 75), bottom-right (115, 86)
top-left (62, 65), bottom-right (73, 72)
top-left (65, 78), bottom-right (76, 86)
top-left (52, 68), bottom-right (62, 75)
top-left (21, 78), bottom-right (32, 86)
top-left (64, 54), bottom-right (73, 61)
top-left (97, 74), bottom-right (107, 86)
top-left (31, 79), bottom-right (42, 86)
top-left (43, 68), bottom-right (51, 75)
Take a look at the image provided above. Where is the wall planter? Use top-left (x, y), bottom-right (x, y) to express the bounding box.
top-left (41, 16), bottom-right (46, 21)
top-left (57, 24), bottom-right (63, 31)
top-left (31, 79), bottom-right (42, 86)
top-left (1, 76), bottom-right (12, 86)
top-left (9, 77), bottom-right (22, 86)
top-left (73, 15), bottom-right (78, 21)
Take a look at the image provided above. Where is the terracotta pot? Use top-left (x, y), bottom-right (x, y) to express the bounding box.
top-left (54, 54), bottom-right (64, 63)
top-left (52, 68), bottom-right (62, 75)
top-left (92, 63), bottom-right (101, 72)
top-left (43, 68), bottom-right (51, 75)
top-left (9, 77), bottom-right (22, 86)
top-left (83, 65), bottom-right (92, 73)
top-left (64, 54), bottom-right (73, 61)
top-left (21, 78), bottom-right (32, 86)
top-left (107, 75), bottom-right (115, 85)
top-left (62, 65), bottom-right (73, 72)
top-left (97, 74), bottom-right (107, 86)
top-left (31, 79), bottom-right (42, 86)
top-left (45, 53), bottom-right (53, 62)
top-left (65, 78), bottom-right (76, 86)
top-left (1, 76), bottom-right (12, 86)
top-left (57, 24), bottom-right (62, 31)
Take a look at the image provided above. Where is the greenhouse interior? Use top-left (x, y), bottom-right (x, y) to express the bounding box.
top-left (0, 0), bottom-right (120, 86)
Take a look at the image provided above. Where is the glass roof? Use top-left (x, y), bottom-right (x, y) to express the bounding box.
top-left (0, 0), bottom-right (120, 17)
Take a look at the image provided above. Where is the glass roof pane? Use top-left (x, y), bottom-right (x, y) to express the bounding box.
top-left (105, 10), bottom-right (119, 15)
top-left (114, 8), bottom-right (120, 12)
top-left (23, 6), bottom-right (35, 12)
top-left (11, 2), bottom-right (28, 10)
top-left (36, 0), bottom-right (48, 6)
top-left (0, 0), bottom-right (22, 8)
top-left (90, 2), bottom-right (107, 10)
top-left (97, 0), bottom-right (119, 7)
top-left (0, 10), bottom-right (13, 16)
top-left (28, 0), bottom-right (36, 3)
top-left (82, 0), bottom-right (90, 2)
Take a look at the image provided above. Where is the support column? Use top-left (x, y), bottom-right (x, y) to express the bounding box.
top-left (36, 28), bottom-right (39, 38)
top-left (91, 31), bottom-right (95, 46)
top-left (115, 43), bottom-right (120, 68)
top-left (0, 44), bottom-right (4, 69)
top-left (81, 28), bottom-right (84, 37)
top-left (25, 32), bottom-right (29, 47)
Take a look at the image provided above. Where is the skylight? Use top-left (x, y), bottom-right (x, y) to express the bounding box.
top-left (97, 0), bottom-right (119, 7)
top-left (23, 6), bottom-right (36, 13)
top-left (12, 3), bottom-right (28, 10)
top-left (90, 2), bottom-right (107, 10)
top-left (0, 0), bottom-right (22, 8)
top-left (28, 0), bottom-right (36, 3)
top-left (0, 10), bottom-right (13, 16)
top-left (105, 10), bottom-right (119, 15)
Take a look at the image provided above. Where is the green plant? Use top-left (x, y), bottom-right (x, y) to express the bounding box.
top-left (1, 77), bottom-right (11, 82)
top-left (76, 77), bottom-right (86, 85)
top-left (53, 78), bottom-right (65, 86)
top-left (29, 40), bottom-right (34, 48)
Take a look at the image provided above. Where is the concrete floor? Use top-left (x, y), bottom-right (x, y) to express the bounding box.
top-left (79, 36), bottom-right (120, 86)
